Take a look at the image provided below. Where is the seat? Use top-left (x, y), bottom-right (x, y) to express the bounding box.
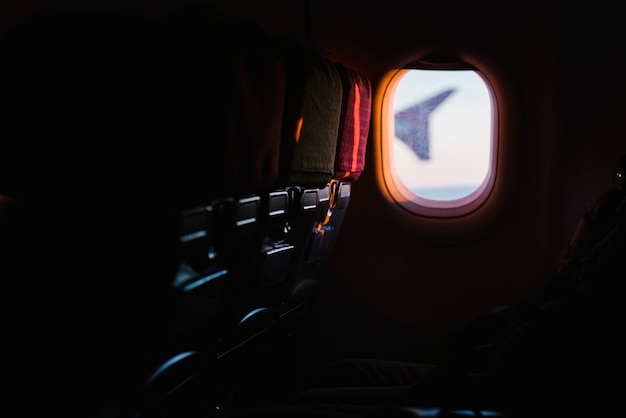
top-left (223, 39), bottom-right (343, 344)
top-left (282, 61), bottom-right (372, 314)
top-left (108, 7), bottom-right (287, 357)
top-left (121, 8), bottom-right (292, 414)
top-left (1, 7), bottom-right (286, 417)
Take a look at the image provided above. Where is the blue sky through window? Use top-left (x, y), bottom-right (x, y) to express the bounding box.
top-left (393, 69), bottom-right (493, 201)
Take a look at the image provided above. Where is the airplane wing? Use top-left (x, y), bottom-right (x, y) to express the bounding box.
top-left (394, 88), bottom-right (455, 160)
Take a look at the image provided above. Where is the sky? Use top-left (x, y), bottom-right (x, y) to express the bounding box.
top-left (392, 69), bottom-right (493, 199)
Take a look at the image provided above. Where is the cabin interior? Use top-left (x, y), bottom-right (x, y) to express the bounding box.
top-left (2, 1), bottom-right (625, 417)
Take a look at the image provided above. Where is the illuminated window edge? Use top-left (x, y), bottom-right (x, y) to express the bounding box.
top-left (378, 64), bottom-right (499, 218)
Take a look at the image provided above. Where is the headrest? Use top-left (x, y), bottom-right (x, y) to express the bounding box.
top-left (275, 40), bottom-right (343, 188)
top-left (333, 63), bottom-right (372, 181)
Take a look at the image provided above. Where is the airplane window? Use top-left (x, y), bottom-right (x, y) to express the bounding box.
top-left (383, 66), bottom-right (496, 216)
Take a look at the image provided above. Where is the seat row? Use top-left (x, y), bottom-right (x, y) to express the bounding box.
top-left (0, 6), bottom-right (371, 417)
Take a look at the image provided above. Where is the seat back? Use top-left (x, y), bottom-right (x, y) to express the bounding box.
top-left (215, 38), bottom-right (344, 353)
top-left (296, 62), bottom-right (372, 284)
top-left (281, 61), bottom-right (372, 315)
top-left (111, 8), bottom-right (287, 356)
top-left (1, 7), bottom-right (286, 416)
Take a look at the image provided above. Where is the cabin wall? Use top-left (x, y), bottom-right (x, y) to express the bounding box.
top-left (303, 2), bottom-right (626, 369)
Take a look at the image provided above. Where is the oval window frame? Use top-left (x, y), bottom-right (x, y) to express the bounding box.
top-left (378, 56), bottom-right (500, 218)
